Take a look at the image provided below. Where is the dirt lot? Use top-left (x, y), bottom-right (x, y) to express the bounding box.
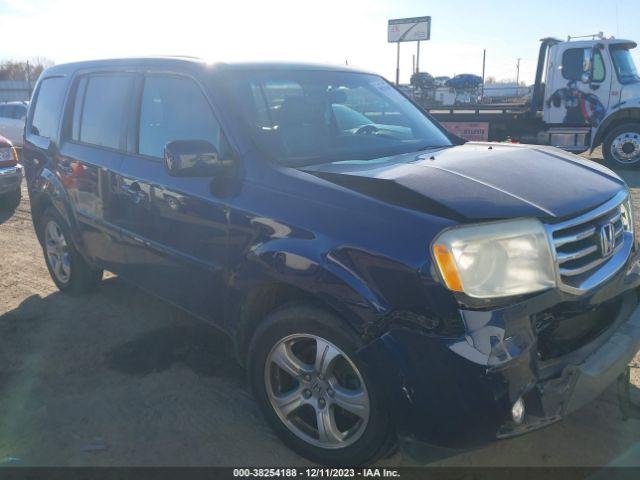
top-left (0, 152), bottom-right (639, 467)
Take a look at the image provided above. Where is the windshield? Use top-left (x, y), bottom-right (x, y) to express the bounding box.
top-left (219, 70), bottom-right (452, 166)
top-left (611, 46), bottom-right (640, 84)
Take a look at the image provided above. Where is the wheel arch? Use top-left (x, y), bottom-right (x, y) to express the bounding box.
top-left (592, 106), bottom-right (640, 151)
top-left (30, 168), bottom-right (83, 250)
top-left (233, 281), bottom-right (368, 367)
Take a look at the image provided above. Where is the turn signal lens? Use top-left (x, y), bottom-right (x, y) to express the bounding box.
top-left (433, 244), bottom-right (463, 292)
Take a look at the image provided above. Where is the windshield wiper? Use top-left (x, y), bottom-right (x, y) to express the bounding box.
top-left (415, 144), bottom-right (451, 152)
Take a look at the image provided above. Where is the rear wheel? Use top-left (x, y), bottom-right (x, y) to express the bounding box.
top-left (38, 207), bottom-right (103, 294)
top-left (248, 304), bottom-right (395, 465)
top-left (603, 123), bottom-right (640, 169)
top-left (0, 188), bottom-right (20, 211)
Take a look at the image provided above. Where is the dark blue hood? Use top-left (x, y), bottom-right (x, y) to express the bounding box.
top-left (302, 142), bottom-right (626, 222)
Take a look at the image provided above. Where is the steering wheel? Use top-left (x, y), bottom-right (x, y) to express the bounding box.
top-left (355, 124), bottom-right (379, 135)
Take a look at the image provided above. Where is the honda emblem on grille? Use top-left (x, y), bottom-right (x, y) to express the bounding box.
top-left (600, 223), bottom-right (616, 257)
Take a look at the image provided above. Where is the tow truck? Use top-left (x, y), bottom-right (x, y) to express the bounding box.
top-left (424, 34), bottom-right (640, 168)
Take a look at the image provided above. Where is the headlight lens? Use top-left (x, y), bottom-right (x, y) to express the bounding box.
top-left (432, 219), bottom-right (556, 298)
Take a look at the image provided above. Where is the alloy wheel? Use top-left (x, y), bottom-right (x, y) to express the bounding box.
top-left (264, 334), bottom-right (370, 449)
top-left (45, 220), bottom-right (71, 284)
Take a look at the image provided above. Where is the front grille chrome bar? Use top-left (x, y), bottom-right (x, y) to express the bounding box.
top-left (545, 190), bottom-right (633, 294)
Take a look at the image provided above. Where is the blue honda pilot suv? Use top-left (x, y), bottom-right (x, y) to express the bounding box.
top-left (22, 58), bottom-right (640, 465)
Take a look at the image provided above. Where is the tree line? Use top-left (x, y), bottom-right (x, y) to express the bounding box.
top-left (0, 58), bottom-right (54, 82)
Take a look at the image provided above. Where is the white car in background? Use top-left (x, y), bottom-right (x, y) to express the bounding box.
top-left (0, 101), bottom-right (28, 147)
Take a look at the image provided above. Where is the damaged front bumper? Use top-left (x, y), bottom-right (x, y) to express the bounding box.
top-left (358, 250), bottom-right (640, 449)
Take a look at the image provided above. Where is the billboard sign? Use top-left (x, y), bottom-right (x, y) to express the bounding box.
top-left (388, 16), bottom-right (431, 43)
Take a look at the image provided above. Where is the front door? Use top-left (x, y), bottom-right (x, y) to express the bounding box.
top-left (545, 45), bottom-right (612, 128)
top-left (113, 73), bottom-right (232, 325)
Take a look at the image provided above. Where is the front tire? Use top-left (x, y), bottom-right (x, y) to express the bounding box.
top-left (248, 304), bottom-right (395, 465)
top-left (37, 207), bottom-right (103, 294)
top-left (603, 123), bottom-right (640, 169)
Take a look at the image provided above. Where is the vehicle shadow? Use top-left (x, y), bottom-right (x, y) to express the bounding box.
top-left (0, 207), bottom-right (16, 225)
top-left (2, 277), bottom-right (640, 467)
top-left (616, 169), bottom-right (640, 189)
top-left (105, 323), bottom-right (244, 379)
top-left (0, 277), bottom-right (245, 382)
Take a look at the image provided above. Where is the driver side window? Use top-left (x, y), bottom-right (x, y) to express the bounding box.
top-left (138, 75), bottom-right (225, 159)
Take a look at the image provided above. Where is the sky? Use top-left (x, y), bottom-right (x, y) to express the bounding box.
top-left (0, 0), bottom-right (639, 84)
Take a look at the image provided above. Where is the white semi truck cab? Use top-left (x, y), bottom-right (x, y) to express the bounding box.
top-left (427, 35), bottom-right (640, 168)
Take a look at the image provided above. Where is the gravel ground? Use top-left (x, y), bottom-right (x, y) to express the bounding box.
top-left (0, 151), bottom-right (639, 467)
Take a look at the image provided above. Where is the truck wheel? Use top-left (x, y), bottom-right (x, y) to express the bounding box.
top-left (0, 188), bottom-right (21, 211)
top-left (603, 123), bottom-right (640, 169)
top-left (37, 207), bottom-right (103, 294)
top-left (248, 304), bottom-right (395, 465)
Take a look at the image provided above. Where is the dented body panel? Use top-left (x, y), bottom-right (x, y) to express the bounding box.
top-left (359, 252), bottom-right (640, 447)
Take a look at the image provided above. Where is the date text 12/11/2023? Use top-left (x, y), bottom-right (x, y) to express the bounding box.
top-left (232, 468), bottom-right (401, 478)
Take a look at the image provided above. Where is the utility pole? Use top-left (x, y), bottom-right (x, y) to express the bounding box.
top-left (481, 49), bottom-right (486, 102)
top-left (396, 42), bottom-right (401, 85)
top-left (516, 58), bottom-right (521, 96)
top-left (26, 61), bottom-right (32, 97)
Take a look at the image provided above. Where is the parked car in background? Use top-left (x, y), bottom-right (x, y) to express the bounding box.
top-left (0, 134), bottom-right (22, 210)
top-left (22, 58), bottom-right (640, 465)
top-left (0, 101), bottom-right (28, 147)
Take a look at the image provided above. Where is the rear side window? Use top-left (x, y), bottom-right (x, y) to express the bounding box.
top-left (31, 77), bottom-right (67, 139)
top-left (138, 76), bottom-right (222, 158)
top-left (72, 74), bottom-right (133, 149)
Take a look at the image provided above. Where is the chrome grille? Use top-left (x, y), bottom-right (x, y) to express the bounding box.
top-left (547, 191), bottom-right (633, 293)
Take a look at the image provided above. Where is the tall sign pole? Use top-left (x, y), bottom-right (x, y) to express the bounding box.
top-left (388, 16), bottom-right (430, 86)
top-left (481, 49), bottom-right (486, 102)
top-left (396, 42), bottom-right (401, 85)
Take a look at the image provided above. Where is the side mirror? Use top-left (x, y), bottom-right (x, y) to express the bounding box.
top-left (581, 48), bottom-right (593, 84)
top-left (164, 139), bottom-right (234, 178)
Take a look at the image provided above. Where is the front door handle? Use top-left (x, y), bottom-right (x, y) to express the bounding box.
top-left (121, 182), bottom-right (148, 204)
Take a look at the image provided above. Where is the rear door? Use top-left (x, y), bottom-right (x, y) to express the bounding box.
top-left (113, 71), bottom-right (232, 324)
top-left (57, 72), bottom-right (134, 272)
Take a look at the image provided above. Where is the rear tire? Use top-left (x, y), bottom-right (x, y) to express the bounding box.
top-left (603, 123), bottom-right (640, 169)
top-left (0, 188), bottom-right (21, 211)
top-left (37, 207), bottom-right (103, 294)
top-left (248, 304), bottom-right (395, 465)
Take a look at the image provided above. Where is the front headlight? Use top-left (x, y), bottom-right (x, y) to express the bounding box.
top-left (432, 219), bottom-right (556, 299)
